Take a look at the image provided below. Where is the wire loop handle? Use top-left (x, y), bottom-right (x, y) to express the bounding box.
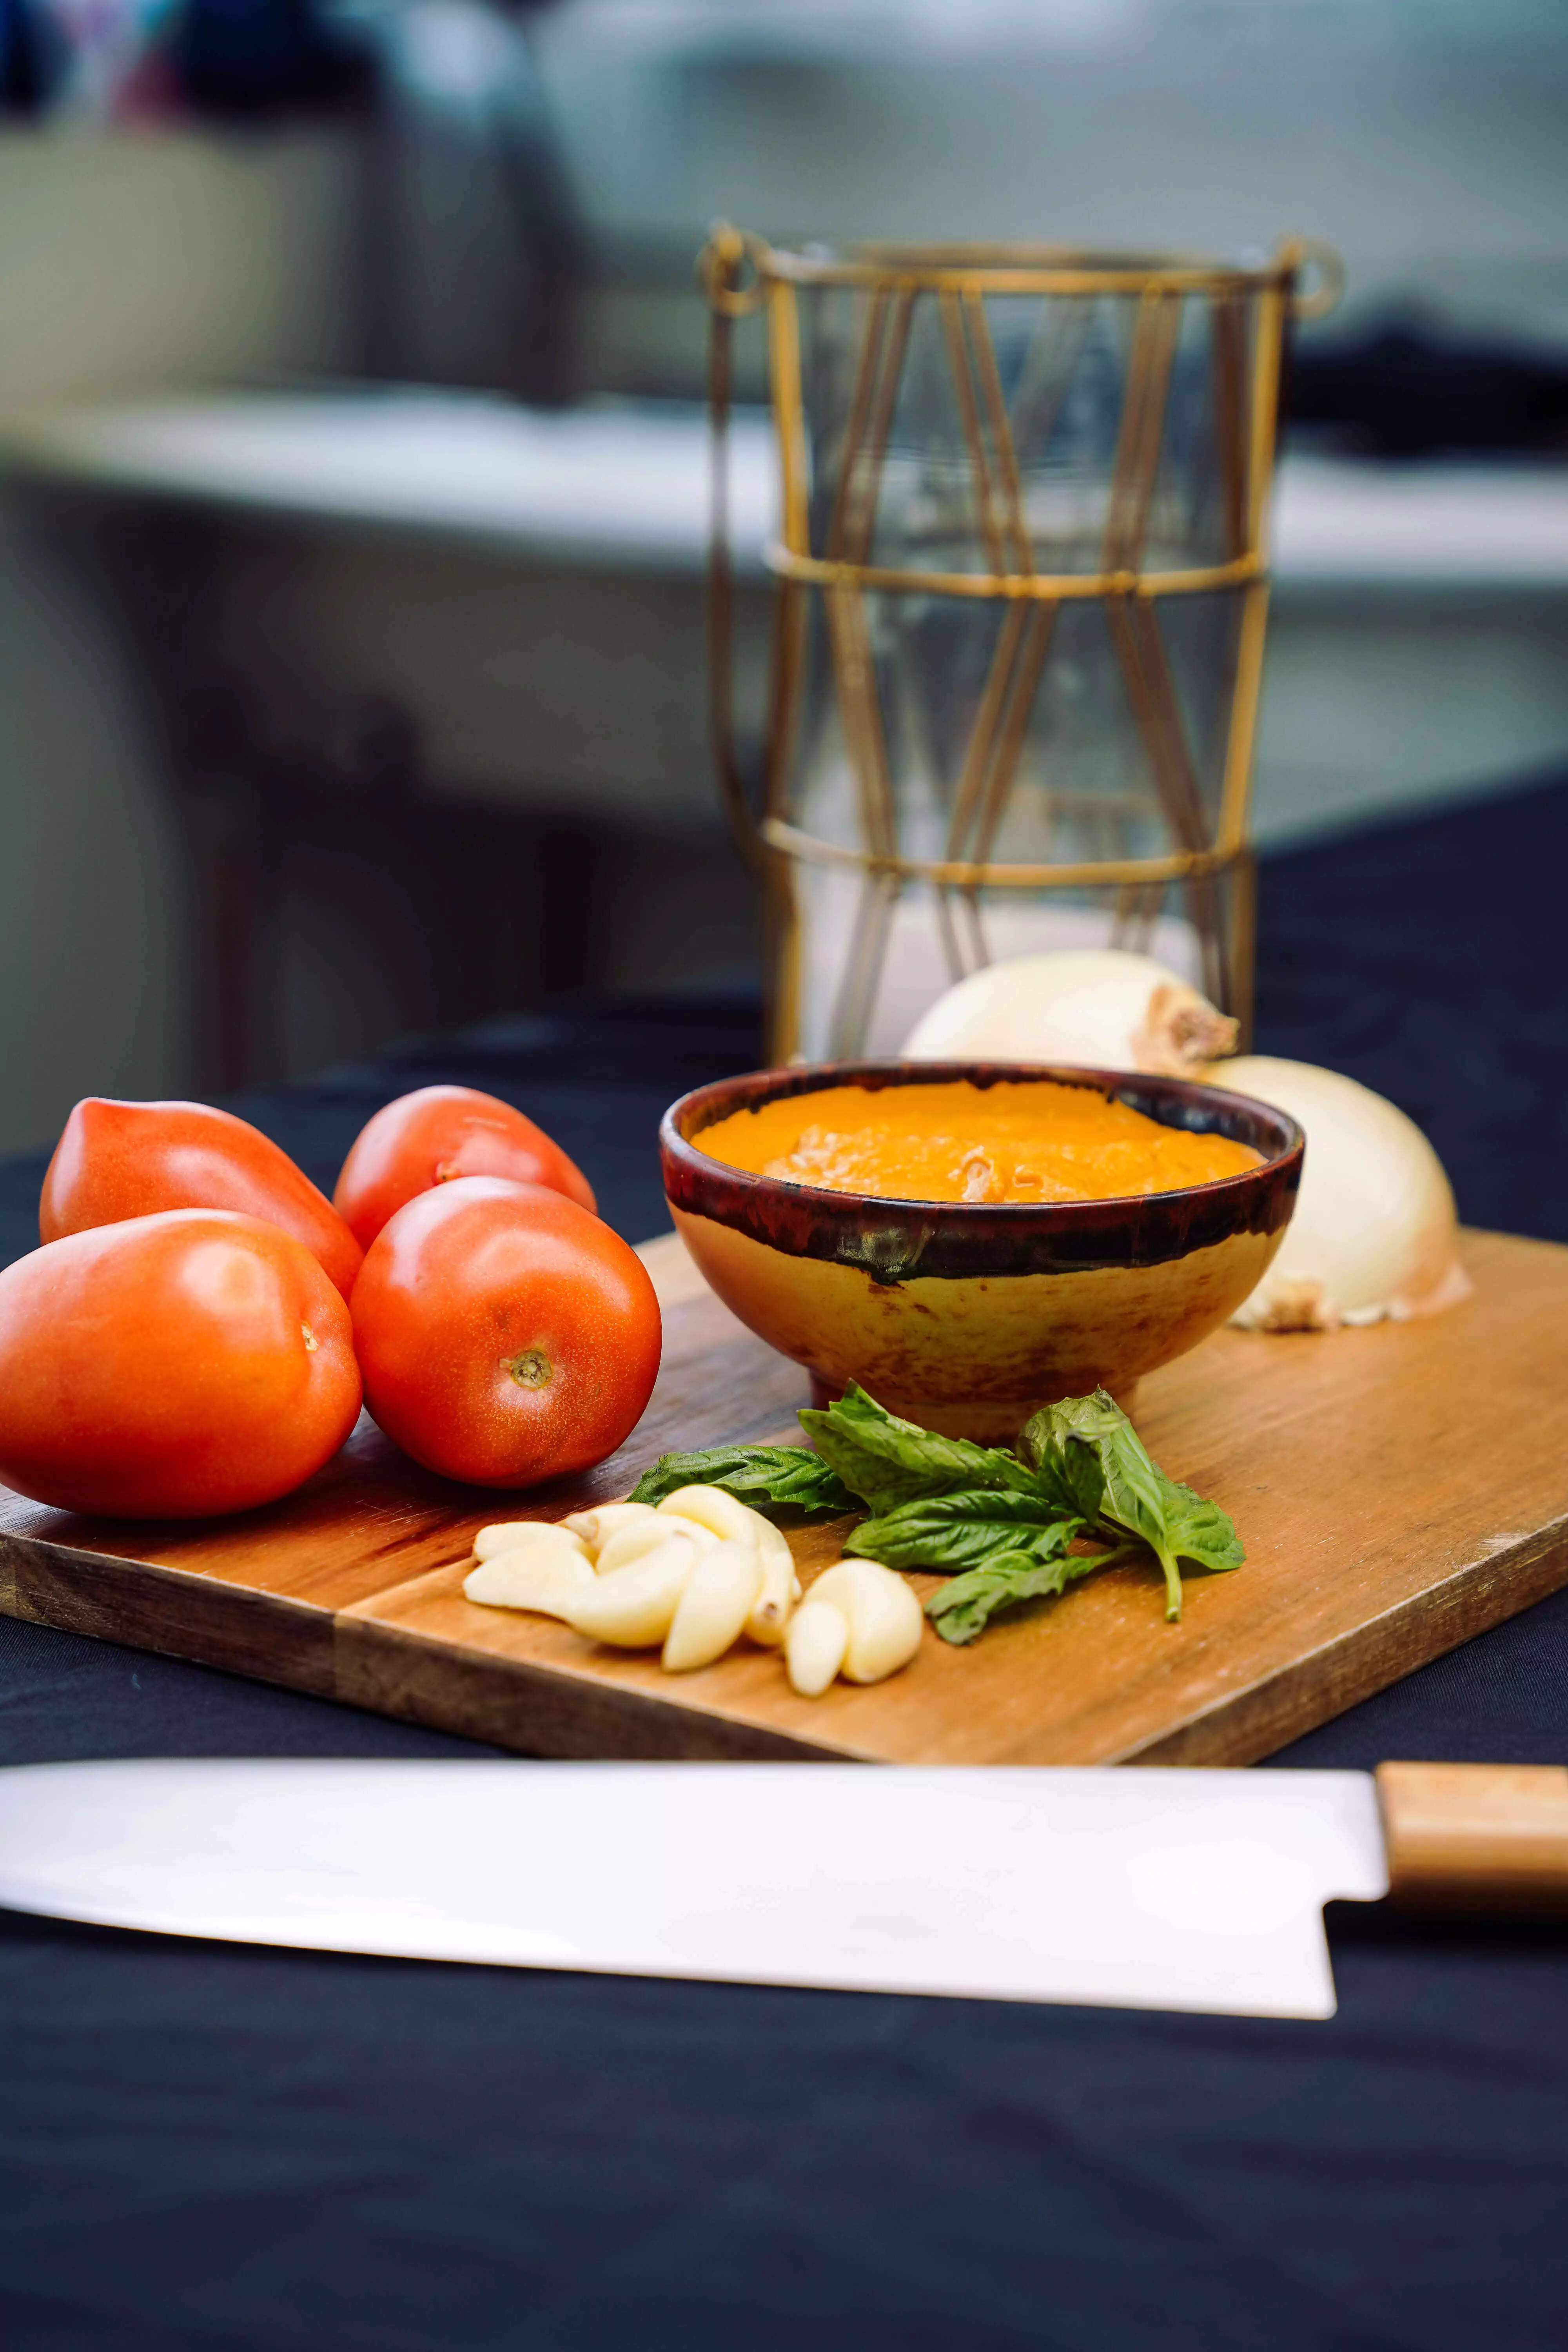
top-left (699, 221), bottom-right (770, 318)
top-left (701, 223), bottom-right (766, 866)
top-left (1287, 238), bottom-right (1346, 322)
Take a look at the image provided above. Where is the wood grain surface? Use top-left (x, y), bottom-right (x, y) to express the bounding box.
top-left (2, 1229), bottom-right (1566, 1765)
top-left (1375, 1763), bottom-right (1568, 1911)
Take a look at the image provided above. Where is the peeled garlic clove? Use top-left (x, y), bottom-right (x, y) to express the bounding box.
top-left (563, 1538), bottom-right (699, 1647)
top-left (1204, 1055), bottom-right (1472, 1332)
top-left (903, 948), bottom-right (1237, 1078)
top-left (661, 1540), bottom-right (766, 1673)
top-left (595, 1512), bottom-right (719, 1577)
top-left (464, 1551), bottom-right (596, 1618)
top-left (809, 1560), bottom-right (924, 1684)
top-left (658, 1485), bottom-right (796, 1644)
top-left (745, 1550), bottom-right (797, 1649)
top-left (655, 1484), bottom-right (764, 1545)
top-left (784, 1599), bottom-right (850, 1697)
top-left (473, 1519), bottom-right (589, 1567)
top-left (562, 1501), bottom-right (658, 1561)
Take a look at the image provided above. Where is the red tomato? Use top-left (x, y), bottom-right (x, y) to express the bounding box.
top-left (42, 1097), bottom-right (363, 1300)
top-left (350, 1177), bottom-right (660, 1486)
top-left (0, 1211), bottom-right (361, 1518)
top-left (333, 1084), bottom-right (595, 1251)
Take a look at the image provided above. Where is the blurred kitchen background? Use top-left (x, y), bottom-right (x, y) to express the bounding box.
top-left (2, 0), bottom-right (1567, 1154)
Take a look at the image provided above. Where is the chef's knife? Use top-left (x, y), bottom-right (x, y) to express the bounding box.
top-left (0, 1759), bottom-right (1562, 2020)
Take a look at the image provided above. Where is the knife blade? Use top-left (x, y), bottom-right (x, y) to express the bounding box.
top-left (0, 1758), bottom-right (1391, 2018)
top-left (2, 1760), bottom-right (1562, 2021)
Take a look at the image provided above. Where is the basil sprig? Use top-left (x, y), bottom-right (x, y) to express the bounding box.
top-left (630, 1381), bottom-right (1242, 1643)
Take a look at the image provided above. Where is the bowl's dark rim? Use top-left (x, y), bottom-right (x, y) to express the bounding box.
top-left (659, 1060), bottom-right (1304, 1284)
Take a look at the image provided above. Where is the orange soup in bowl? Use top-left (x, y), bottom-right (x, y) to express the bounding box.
top-left (694, 1077), bottom-right (1261, 1206)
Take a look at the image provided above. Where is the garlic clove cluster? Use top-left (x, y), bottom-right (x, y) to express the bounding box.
top-left (462, 1487), bottom-right (923, 1693)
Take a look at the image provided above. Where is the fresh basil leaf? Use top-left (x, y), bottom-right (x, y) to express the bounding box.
top-left (925, 1547), bottom-right (1105, 1645)
top-left (798, 1383), bottom-right (1031, 1516)
top-left (1044, 1428), bottom-right (1109, 1524)
top-left (1095, 1426), bottom-right (1183, 1613)
top-left (628, 1445), bottom-right (856, 1521)
top-left (1159, 1489), bottom-right (1246, 1578)
top-left (1021, 1387), bottom-right (1243, 1619)
top-left (846, 1492), bottom-right (1084, 1574)
top-left (1022, 1391), bottom-right (1128, 1455)
top-left (1018, 1392), bottom-right (1121, 1519)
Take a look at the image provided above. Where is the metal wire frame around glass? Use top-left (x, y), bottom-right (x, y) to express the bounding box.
top-left (703, 229), bottom-right (1341, 1064)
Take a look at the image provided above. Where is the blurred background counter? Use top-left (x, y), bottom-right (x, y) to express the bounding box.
top-left (0, 393), bottom-right (779, 1113)
top-left (3, 0), bottom-right (1568, 1152)
top-left (5, 388), bottom-right (1568, 1136)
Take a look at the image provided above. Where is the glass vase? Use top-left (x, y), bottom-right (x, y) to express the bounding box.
top-left (704, 230), bottom-right (1337, 1062)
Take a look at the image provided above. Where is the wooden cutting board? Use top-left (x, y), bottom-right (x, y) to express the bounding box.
top-left (2, 1229), bottom-right (1565, 1765)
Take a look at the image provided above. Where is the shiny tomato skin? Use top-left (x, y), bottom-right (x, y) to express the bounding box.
top-left (0, 1210), bottom-right (361, 1519)
top-left (42, 1097), bottom-right (363, 1301)
top-left (333, 1084), bottom-right (595, 1251)
top-left (350, 1177), bottom-right (660, 1487)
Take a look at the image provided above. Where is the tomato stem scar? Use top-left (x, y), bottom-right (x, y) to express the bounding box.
top-left (503, 1348), bottom-right (552, 1389)
top-left (301, 1323), bottom-right (319, 1352)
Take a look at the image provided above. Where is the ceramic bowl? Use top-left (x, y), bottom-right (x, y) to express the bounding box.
top-left (660, 1060), bottom-right (1303, 1441)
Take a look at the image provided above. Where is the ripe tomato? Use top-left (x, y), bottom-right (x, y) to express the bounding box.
top-left (350, 1176), bottom-right (660, 1486)
top-left (42, 1097), bottom-right (363, 1300)
top-left (0, 1211), bottom-right (361, 1518)
top-left (333, 1084), bottom-right (595, 1252)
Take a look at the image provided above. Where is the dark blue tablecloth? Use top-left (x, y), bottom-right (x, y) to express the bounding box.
top-left (2, 781), bottom-right (1565, 2349)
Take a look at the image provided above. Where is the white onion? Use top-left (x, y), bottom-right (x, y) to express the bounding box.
top-left (1206, 1056), bottom-right (1471, 1332)
top-left (902, 949), bottom-right (1238, 1077)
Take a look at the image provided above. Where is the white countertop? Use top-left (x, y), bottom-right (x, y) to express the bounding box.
top-left (0, 392), bottom-right (777, 577)
top-left (5, 388), bottom-right (1567, 593)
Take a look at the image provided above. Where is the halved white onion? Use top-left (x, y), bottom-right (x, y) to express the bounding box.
top-left (1207, 1055), bottom-right (1471, 1332)
top-left (902, 949), bottom-right (1237, 1076)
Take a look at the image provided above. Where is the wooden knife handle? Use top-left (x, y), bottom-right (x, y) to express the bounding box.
top-left (1376, 1762), bottom-right (1568, 1913)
